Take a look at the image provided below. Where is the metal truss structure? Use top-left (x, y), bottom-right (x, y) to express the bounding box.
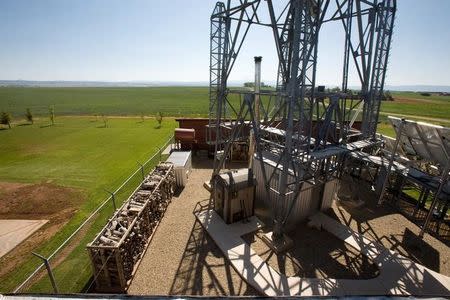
top-left (207, 0), bottom-right (396, 238)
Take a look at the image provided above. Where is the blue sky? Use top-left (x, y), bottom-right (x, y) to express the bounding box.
top-left (0, 0), bottom-right (449, 86)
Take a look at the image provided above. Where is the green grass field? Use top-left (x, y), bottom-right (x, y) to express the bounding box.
top-left (0, 116), bottom-right (175, 187)
top-left (0, 87), bottom-right (449, 293)
top-left (1, 87), bottom-right (449, 125)
top-left (0, 116), bottom-right (176, 292)
top-left (0, 87), bottom-right (209, 117)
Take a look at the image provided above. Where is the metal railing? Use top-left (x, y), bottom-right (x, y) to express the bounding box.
top-left (9, 135), bottom-right (174, 294)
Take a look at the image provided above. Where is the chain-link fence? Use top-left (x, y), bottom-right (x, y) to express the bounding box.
top-left (6, 135), bottom-right (174, 294)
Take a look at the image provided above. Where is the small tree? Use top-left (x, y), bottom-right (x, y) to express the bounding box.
top-left (25, 108), bottom-right (33, 124)
top-left (101, 114), bottom-right (108, 128)
top-left (330, 86), bottom-right (341, 93)
top-left (155, 112), bottom-right (163, 129)
top-left (382, 90), bottom-right (394, 101)
top-left (1, 111), bottom-right (12, 129)
top-left (49, 105), bottom-right (55, 125)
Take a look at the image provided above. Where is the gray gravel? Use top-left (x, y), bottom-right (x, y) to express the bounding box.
top-left (333, 176), bottom-right (450, 276)
top-left (128, 160), bottom-right (449, 296)
top-left (128, 157), bottom-right (257, 296)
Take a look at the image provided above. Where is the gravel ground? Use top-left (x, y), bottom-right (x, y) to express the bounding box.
top-left (332, 176), bottom-right (450, 276)
top-left (393, 197), bottom-right (449, 244)
top-left (128, 156), bottom-right (257, 296)
top-left (128, 158), bottom-right (449, 296)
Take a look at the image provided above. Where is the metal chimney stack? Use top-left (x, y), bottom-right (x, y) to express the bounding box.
top-left (254, 56), bottom-right (262, 123)
top-left (248, 56), bottom-right (262, 170)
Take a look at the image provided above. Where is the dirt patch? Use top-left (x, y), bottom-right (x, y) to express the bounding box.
top-left (0, 182), bottom-right (84, 217)
top-left (393, 97), bottom-right (435, 104)
top-left (0, 182), bottom-right (85, 279)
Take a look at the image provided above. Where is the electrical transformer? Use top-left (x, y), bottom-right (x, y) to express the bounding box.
top-left (213, 168), bottom-right (256, 224)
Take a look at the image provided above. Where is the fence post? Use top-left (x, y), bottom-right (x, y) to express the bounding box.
top-left (158, 147), bottom-right (162, 162)
top-left (137, 161), bottom-right (145, 180)
top-left (32, 252), bottom-right (59, 294)
top-left (104, 189), bottom-right (117, 210)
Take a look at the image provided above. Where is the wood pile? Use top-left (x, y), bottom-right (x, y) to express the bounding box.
top-left (86, 162), bottom-right (176, 292)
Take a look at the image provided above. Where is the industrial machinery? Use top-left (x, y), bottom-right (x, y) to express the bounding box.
top-left (213, 168), bottom-right (256, 224)
top-left (174, 128), bottom-right (196, 150)
top-left (207, 0), bottom-right (397, 249)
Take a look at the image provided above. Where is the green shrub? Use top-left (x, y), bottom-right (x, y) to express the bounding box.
top-left (155, 112), bottom-right (163, 129)
top-left (1, 111), bottom-right (12, 128)
top-left (49, 105), bottom-right (55, 125)
top-left (101, 114), bottom-right (108, 128)
top-left (25, 108), bottom-right (33, 124)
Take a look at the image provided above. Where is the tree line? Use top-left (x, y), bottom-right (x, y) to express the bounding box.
top-left (1, 107), bottom-right (164, 129)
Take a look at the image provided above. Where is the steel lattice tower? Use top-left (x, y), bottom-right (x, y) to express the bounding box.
top-left (207, 0), bottom-right (397, 238)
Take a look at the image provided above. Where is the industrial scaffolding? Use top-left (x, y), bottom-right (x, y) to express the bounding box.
top-left (207, 0), bottom-right (397, 239)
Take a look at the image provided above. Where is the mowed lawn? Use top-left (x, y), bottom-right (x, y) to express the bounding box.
top-left (0, 116), bottom-right (175, 188)
top-left (0, 116), bottom-right (176, 292)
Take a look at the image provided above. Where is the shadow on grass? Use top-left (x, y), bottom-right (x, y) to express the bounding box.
top-left (40, 124), bottom-right (54, 128)
top-left (17, 123), bottom-right (33, 127)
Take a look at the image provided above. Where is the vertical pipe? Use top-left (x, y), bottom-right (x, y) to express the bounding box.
top-left (249, 57), bottom-right (262, 170)
top-left (254, 56), bottom-right (262, 123)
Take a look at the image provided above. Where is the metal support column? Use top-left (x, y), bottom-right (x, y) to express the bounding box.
top-left (32, 252), bottom-right (59, 294)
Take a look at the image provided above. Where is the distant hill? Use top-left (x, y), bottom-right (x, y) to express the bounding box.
top-left (0, 80), bottom-right (212, 87)
top-left (1, 80), bottom-right (450, 93)
top-left (384, 85), bottom-right (450, 93)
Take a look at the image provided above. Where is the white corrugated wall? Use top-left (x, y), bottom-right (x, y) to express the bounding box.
top-left (252, 156), bottom-right (323, 229)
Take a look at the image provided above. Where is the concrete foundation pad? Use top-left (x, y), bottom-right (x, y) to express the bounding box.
top-left (196, 209), bottom-right (450, 296)
top-left (261, 231), bottom-right (293, 254)
top-left (0, 219), bottom-right (48, 258)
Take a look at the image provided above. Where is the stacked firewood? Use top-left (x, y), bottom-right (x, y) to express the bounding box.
top-left (87, 162), bottom-right (176, 292)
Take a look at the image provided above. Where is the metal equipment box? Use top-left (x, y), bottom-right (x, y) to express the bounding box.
top-left (213, 168), bottom-right (256, 224)
top-left (252, 155), bottom-right (329, 229)
top-left (167, 151), bottom-right (192, 187)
